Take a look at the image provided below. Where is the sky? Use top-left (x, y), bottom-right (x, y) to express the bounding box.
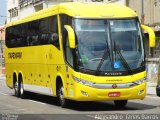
top-left (0, 0), bottom-right (6, 25)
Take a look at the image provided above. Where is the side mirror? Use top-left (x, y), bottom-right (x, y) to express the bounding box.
top-left (64, 25), bottom-right (75, 49)
top-left (141, 25), bottom-right (155, 48)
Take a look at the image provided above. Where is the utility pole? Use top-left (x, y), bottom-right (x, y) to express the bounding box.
top-left (0, 27), bottom-right (4, 75)
top-left (141, 0), bottom-right (145, 24)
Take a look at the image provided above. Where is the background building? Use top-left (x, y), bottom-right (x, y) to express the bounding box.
top-left (0, 26), bottom-right (5, 76)
top-left (6, 0), bottom-right (125, 23)
top-left (128, 0), bottom-right (160, 32)
top-left (128, 0), bottom-right (160, 58)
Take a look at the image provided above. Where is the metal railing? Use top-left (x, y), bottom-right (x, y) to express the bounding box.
top-left (19, 0), bottom-right (44, 8)
top-left (19, 0), bottom-right (32, 8)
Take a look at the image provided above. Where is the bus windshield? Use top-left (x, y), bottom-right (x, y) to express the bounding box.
top-left (74, 19), bottom-right (144, 74)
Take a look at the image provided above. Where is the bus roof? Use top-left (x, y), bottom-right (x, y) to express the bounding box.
top-left (6, 2), bottom-right (138, 27)
top-left (59, 2), bottom-right (137, 18)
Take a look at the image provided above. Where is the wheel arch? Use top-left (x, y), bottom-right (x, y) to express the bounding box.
top-left (18, 71), bottom-right (24, 82)
top-left (13, 71), bottom-right (18, 87)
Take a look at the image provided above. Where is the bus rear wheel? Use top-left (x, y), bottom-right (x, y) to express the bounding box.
top-left (114, 100), bottom-right (128, 108)
top-left (19, 78), bottom-right (27, 99)
top-left (14, 80), bottom-right (20, 97)
top-left (57, 83), bottom-right (69, 108)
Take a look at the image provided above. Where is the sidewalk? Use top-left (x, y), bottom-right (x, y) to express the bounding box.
top-left (147, 82), bottom-right (157, 95)
top-left (0, 75), bottom-right (5, 81)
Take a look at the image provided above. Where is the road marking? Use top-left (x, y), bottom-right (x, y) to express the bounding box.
top-left (0, 92), bottom-right (47, 105)
top-left (28, 100), bottom-right (46, 105)
top-left (0, 92), bottom-right (10, 96)
top-left (87, 115), bottom-right (98, 120)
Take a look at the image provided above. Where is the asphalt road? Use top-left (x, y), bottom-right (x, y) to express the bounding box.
top-left (0, 79), bottom-right (160, 120)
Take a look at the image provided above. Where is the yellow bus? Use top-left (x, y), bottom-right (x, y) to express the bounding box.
top-left (5, 2), bottom-right (155, 108)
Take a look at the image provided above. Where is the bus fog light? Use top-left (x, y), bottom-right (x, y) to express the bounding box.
top-left (138, 89), bottom-right (144, 95)
top-left (81, 91), bottom-right (89, 97)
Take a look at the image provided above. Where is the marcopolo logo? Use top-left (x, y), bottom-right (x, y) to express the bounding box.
top-left (112, 84), bottom-right (118, 89)
top-left (8, 52), bottom-right (22, 59)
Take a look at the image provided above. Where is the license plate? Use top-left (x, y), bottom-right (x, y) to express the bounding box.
top-left (108, 92), bottom-right (120, 97)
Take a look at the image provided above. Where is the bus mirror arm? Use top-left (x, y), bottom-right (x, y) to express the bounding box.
top-left (64, 25), bottom-right (76, 49)
top-left (141, 25), bottom-right (156, 48)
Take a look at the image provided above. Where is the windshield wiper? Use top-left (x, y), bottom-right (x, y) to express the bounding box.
top-left (114, 41), bottom-right (133, 75)
top-left (95, 21), bottom-right (111, 75)
top-left (95, 43), bottom-right (111, 75)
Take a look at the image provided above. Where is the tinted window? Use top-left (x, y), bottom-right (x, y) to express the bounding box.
top-left (60, 14), bottom-right (74, 67)
top-left (6, 15), bottom-right (59, 49)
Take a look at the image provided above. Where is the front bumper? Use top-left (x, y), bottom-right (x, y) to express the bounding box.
top-left (68, 82), bottom-right (146, 101)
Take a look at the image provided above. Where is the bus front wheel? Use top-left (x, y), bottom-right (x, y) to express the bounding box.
top-left (57, 83), bottom-right (69, 108)
top-left (114, 100), bottom-right (128, 108)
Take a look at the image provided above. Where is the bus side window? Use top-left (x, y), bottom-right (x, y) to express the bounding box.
top-left (17, 38), bottom-right (23, 47)
top-left (10, 39), bottom-right (16, 48)
top-left (6, 15), bottom-right (59, 48)
top-left (65, 36), bottom-right (74, 67)
top-left (38, 15), bottom-right (59, 48)
top-left (48, 16), bottom-right (59, 49)
top-left (31, 35), bottom-right (39, 45)
top-left (41, 34), bottom-right (46, 44)
top-left (60, 14), bottom-right (73, 67)
top-left (40, 34), bottom-right (49, 45)
top-left (26, 36), bottom-right (31, 46)
top-left (49, 33), bottom-right (59, 46)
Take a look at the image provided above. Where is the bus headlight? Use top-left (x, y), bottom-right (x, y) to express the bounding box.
top-left (131, 78), bottom-right (146, 86)
top-left (72, 76), bottom-right (95, 87)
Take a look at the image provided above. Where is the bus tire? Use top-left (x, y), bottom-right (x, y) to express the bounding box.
top-left (19, 77), bottom-right (27, 99)
top-left (13, 76), bottom-right (20, 97)
top-left (114, 100), bottom-right (128, 108)
top-left (57, 83), bottom-right (69, 108)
